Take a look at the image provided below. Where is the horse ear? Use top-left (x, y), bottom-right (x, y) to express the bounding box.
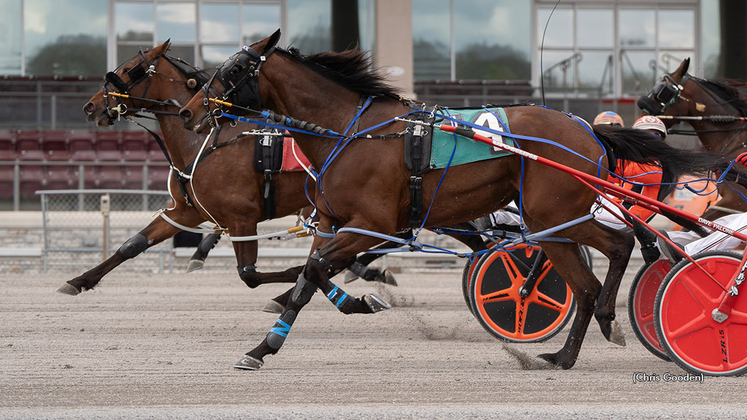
top-left (152, 39), bottom-right (171, 56)
top-left (679, 58), bottom-right (690, 75)
top-left (266, 29), bottom-right (281, 50)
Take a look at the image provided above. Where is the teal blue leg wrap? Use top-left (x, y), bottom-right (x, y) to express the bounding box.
top-left (266, 310), bottom-right (297, 351)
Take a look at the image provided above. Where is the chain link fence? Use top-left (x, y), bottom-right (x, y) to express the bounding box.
top-left (39, 189), bottom-right (175, 274)
top-left (9, 189), bottom-right (475, 277)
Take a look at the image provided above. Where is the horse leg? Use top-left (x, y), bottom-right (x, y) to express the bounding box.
top-left (231, 225), bottom-right (304, 289)
top-left (589, 225), bottom-right (635, 346)
top-left (58, 209), bottom-right (204, 295)
top-left (525, 216), bottom-right (633, 369)
top-left (186, 232), bottom-right (222, 272)
top-left (344, 240), bottom-right (402, 285)
top-left (236, 231), bottom-right (387, 370)
top-left (531, 240), bottom-right (603, 369)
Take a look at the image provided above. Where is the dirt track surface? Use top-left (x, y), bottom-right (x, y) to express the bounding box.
top-left (1, 270), bottom-right (745, 419)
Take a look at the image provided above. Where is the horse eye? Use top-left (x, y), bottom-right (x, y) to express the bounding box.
top-left (230, 67), bottom-right (241, 75)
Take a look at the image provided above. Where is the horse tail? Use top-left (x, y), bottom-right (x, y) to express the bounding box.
top-left (592, 125), bottom-right (728, 180)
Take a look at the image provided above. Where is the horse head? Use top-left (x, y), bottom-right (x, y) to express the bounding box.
top-left (84, 40), bottom-right (208, 127)
top-left (637, 58), bottom-right (692, 125)
top-left (179, 30), bottom-right (281, 133)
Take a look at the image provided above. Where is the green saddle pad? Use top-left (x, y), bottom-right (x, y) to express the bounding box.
top-left (431, 107), bottom-right (515, 169)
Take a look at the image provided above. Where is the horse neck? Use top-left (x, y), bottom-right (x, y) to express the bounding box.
top-left (260, 57), bottom-right (402, 168)
top-left (154, 112), bottom-right (205, 169)
top-left (684, 83), bottom-right (747, 153)
top-left (148, 75), bottom-right (205, 169)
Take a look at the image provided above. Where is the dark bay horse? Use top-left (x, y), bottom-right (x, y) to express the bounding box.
top-left (179, 31), bottom-right (724, 370)
top-left (64, 41), bottom-right (393, 314)
top-left (638, 58), bottom-right (747, 220)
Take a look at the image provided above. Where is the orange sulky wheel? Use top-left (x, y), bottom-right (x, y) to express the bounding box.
top-left (468, 244), bottom-right (578, 343)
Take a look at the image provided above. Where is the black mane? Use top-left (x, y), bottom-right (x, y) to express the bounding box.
top-left (693, 76), bottom-right (747, 117)
top-left (281, 48), bottom-right (400, 98)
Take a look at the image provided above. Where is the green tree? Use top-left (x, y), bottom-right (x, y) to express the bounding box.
top-left (26, 34), bottom-right (106, 77)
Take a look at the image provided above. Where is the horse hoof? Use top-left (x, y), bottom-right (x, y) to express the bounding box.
top-left (262, 300), bottom-right (284, 314)
top-left (607, 319), bottom-right (626, 346)
top-left (233, 355), bottom-right (263, 370)
top-left (186, 259), bottom-right (205, 273)
top-left (538, 352), bottom-right (574, 370)
top-left (504, 345), bottom-right (556, 370)
top-left (364, 293), bottom-right (391, 312)
top-left (56, 283), bottom-right (81, 296)
top-left (343, 270), bottom-right (358, 284)
top-left (382, 269), bottom-right (398, 286)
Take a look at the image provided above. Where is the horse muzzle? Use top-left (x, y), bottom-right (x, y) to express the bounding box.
top-left (637, 95), bottom-right (663, 115)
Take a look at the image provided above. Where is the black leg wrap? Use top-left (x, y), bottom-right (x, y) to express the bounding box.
top-left (291, 273), bottom-right (317, 305)
top-left (348, 261), bottom-right (369, 278)
top-left (197, 233), bottom-right (221, 254)
top-left (266, 309), bottom-right (297, 351)
top-left (324, 280), bottom-right (351, 312)
top-left (237, 264), bottom-right (259, 288)
top-left (117, 233), bottom-right (149, 259)
top-left (310, 249), bottom-right (333, 274)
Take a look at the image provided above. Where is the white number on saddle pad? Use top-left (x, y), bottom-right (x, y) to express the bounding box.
top-left (472, 112), bottom-right (505, 152)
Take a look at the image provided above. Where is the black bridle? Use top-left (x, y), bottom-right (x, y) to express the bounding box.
top-left (102, 49), bottom-right (162, 123)
top-left (637, 74), bottom-right (687, 116)
top-left (638, 73), bottom-right (747, 154)
top-left (201, 45), bottom-right (277, 127)
top-left (102, 50), bottom-right (205, 124)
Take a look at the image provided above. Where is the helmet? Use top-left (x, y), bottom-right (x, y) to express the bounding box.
top-left (633, 115), bottom-right (667, 139)
top-left (593, 111), bottom-right (624, 127)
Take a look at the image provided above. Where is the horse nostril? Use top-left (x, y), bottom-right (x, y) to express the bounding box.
top-left (179, 108), bottom-right (193, 122)
top-left (84, 102), bottom-right (96, 116)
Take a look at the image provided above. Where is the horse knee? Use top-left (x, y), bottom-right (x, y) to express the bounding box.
top-left (117, 233), bottom-right (149, 259)
top-left (237, 264), bottom-right (259, 288)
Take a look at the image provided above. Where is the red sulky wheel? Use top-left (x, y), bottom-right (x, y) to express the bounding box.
top-left (655, 251), bottom-right (747, 376)
top-left (462, 258), bottom-right (480, 317)
top-left (468, 244), bottom-right (577, 343)
top-left (627, 259), bottom-right (672, 361)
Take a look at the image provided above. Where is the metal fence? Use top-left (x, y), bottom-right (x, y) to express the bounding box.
top-left (0, 160), bottom-right (170, 211)
top-left (0, 78), bottom-right (101, 130)
top-left (38, 189), bottom-right (175, 274)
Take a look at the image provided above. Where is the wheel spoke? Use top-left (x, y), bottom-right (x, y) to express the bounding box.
top-left (681, 275), bottom-right (721, 310)
top-left (666, 312), bottom-right (710, 341)
top-left (531, 290), bottom-right (566, 312)
top-left (724, 309), bottom-right (747, 326)
top-left (478, 289), bottom-right (514, 303)
top-left (638, 312), bottom-right (654, 327)
top-left (514, 299), bottom-right (525, 335)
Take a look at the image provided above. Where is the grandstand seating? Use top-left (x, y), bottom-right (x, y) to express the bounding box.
top-left (15, 130), bottom-right (42, 151)
top-left (17, 150), bottom-right (47, 198)
top-left (122, 131), bottom-right (150, 151)
top-left (0, 130), bottom-right (16, 151)
top-left (41, 130), bottom-right (69, 152)
top-left (95, 131), bottom-right (121, 151)
top-left (45, 150), bottom-right (75, 190)
top-left (0, 129), bottom-right (166, 198)
top-left (0, 149), bottom-right (17, 197)
top-left (68, 130), bottom-right (96, 151)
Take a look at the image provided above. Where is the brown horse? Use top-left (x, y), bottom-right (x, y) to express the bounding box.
top-left (638, 58), bottom-right (747, 220)
top-left (63, 41), bottom-right (394, 314)
top-left (179, 31), bottom-right (722, 370)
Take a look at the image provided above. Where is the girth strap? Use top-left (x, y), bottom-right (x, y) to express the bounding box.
top-left (253, 130), bottom-right (284, 220)
top-left (404, 105), bottom-right (435, 228)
